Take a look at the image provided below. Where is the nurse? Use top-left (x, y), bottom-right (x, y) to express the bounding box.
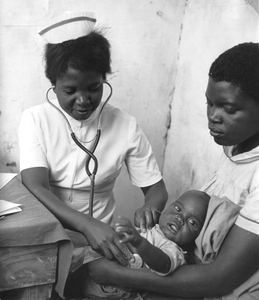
top-left (18, 11), bottom-right (168, 269)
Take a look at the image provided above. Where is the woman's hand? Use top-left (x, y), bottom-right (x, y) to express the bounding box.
top-left (115, 215), bottom-right (142, 247)
top-left (82, 216), bottom-right (133, 266)
top-left (134, 205), bottom-right (161, 232)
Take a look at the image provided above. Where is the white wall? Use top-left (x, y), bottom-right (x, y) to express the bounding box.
top-left (0, 0), bottom-right (258, 221)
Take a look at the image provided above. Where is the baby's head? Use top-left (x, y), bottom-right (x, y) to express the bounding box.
top-left (159, 190), bottom-right (210, 250)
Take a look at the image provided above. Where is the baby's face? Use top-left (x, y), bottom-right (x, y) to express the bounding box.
top-left (159, 192), bottom-right (207, 248)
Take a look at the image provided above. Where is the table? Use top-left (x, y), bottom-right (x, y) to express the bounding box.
top-left (0, 162), bottom-right (73, 300)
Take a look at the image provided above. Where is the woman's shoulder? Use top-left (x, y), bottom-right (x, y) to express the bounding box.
top-left (104, 103), bottom-right (134, 118)
top-left (21, 100), bottom-right (63, 128)
top-left (103, 103), bottom-right (137, 125)
top-left (22, 100), bottom-right (62, 121)
top-left (23, 100), bottom-right (58, 115)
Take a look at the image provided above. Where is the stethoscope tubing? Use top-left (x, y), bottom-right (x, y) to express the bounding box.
top-left (45, 81), bottom-right (113, 217)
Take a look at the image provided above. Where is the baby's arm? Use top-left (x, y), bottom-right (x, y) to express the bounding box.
top-left (115, 216), bottom-right (171, 274)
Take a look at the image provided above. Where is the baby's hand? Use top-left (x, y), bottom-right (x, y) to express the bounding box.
top-left (115, 215), bottom-right (142, 247)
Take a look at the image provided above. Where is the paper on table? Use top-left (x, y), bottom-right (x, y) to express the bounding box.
top-left (0, 173), bottom-right (17, 190)
top-left (0, 199), bottom-right (22, 217)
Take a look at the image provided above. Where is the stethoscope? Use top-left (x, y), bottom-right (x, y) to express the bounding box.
top-left (45, 81), bottom-right (113, 217)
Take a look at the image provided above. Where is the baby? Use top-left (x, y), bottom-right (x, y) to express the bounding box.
top-left (82, 190), bottom-right (210, 299)
top-left (115, 189), bottom-right (210, 276)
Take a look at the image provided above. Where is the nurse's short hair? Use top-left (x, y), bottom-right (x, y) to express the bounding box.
top-left (44, 29), bottom-right (112, 85)
top-left (209, 42), bottom-right (259, 102)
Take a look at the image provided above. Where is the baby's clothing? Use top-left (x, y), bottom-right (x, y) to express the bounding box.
top-left (140, 224), bottom-right (186, 276)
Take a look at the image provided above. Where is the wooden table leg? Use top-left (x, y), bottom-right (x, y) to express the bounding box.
top-left (0, 244), bottom-right (58, 300)
top-left (1, 284), bottom-right (53, 300)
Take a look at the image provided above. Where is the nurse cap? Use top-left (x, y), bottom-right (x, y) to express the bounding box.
top-left (38, 11), bottom-right (96, 44)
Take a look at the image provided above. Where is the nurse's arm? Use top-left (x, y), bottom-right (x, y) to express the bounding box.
top-left (88, 224), bottom-right (259, 297)
top-left (21, 167), bottom-right (130, 266)
top-left (21, 167), bottom-right (94, 232)
top-left (135, 179), bottom-right (168, 230)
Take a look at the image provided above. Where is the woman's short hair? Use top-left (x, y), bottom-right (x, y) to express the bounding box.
top-left (44, 29), bottom-right (112, 85)
top-left (209, 42), bottom-right (259, 102)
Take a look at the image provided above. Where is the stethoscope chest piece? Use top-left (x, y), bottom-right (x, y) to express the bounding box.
top-left (129, 254), bottom-right (143, 268)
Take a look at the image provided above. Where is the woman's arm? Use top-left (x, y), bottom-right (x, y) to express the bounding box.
top-left (135, 179), bottom-right (168, 231)
top-left (21, 167), bottom-right (131, 266)
top-left (88, 224), bottom-right (259, 297)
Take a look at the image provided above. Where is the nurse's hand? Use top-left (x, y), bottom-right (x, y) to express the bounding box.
top-left (134, 205), bottom-right (161, 233)
top-left (83, 217), bottom-right (133, 266)
top-left (135, 180), bottom-right (167, 233)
